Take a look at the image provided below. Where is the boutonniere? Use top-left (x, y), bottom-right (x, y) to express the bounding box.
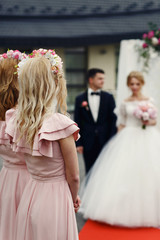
top-left (81, 101), bottom-right (89, 111)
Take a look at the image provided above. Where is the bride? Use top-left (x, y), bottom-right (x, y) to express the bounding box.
top-left (80, 71), bottom-right (160, 227)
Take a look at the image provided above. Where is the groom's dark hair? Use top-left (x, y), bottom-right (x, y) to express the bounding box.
top-left (87, 68), bottom-right (105, 81)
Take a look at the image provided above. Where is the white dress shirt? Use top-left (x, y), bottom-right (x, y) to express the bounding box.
top-left (88, 88), bottom-right (101, 122)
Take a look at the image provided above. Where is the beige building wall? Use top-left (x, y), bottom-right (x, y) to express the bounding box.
top-left (88, 44), bottom-right (116, 94)
top-left (55, 46), bottom-right (117, 96)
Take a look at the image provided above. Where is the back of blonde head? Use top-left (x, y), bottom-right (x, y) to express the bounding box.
top-left (0, 58), bottom-right (19, 120)
top-left (16, 56), bottom-right (67, 148)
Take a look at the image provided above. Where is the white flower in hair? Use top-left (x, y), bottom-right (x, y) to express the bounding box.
top-left (6, 50), bottom-right (14, 58)
top-left (0, 50), bottom-right (27, 61)
top-left (18, 58), bottom-right (28, 70)
top-left (29, 48), bottom-right (63, 74)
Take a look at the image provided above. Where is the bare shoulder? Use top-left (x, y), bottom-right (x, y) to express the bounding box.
top-left (142, 96), bottom-right (150, 101)
top-left (124, 96), bottom-right (150, 102)
top-left (124, 97), bottom-right (132, 102)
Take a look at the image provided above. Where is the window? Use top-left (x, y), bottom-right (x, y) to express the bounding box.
top-left (65, 48), bottom-right (87, 113)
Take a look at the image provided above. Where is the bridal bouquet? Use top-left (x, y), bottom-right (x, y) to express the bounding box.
top-left (133, 102), bottom-right (157, 129)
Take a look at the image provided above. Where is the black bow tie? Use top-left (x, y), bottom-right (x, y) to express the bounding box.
top-left (91, 92), bottom-right (100, 96)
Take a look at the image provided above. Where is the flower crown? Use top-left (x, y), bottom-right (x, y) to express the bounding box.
top-left (29, 48), bottom-right (63, 74)
top-left (0, 50), bottom-right (27, 61)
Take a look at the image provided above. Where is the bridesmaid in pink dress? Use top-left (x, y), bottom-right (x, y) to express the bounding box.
top-left (0, 51), bottom-right (30, 240)
top-left (6, 50), bottom-right (80, 240)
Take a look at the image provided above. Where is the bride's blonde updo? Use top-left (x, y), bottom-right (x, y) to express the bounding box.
top-left (16, 56), bottom-right (67, 148)
top-left (0, 58), bottom-right (19, 120)
top-left (127, 71), bottom-right (145, 86)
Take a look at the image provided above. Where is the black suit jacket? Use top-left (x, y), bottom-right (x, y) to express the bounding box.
top-left (74, 90), bottom-right (117, 151)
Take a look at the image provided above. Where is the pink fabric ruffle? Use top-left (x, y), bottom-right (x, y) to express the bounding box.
top-left (14, 179), bottom-right (79, 240)
top-left (0, 121), bottom-right (10, 145)
top-left (0, 166), bottom-right (30, 240)
top-left (5, 109), bottom-right (80, 157)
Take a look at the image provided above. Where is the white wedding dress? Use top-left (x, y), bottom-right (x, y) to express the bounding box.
top-left (80, 98), bottom-right (160, 227)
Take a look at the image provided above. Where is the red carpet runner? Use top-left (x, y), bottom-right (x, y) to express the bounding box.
top-left (79, 220), bottom-right (160, 240)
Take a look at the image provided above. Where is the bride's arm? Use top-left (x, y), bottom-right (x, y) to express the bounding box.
top-left (116, 102), bottom-right (126, 132)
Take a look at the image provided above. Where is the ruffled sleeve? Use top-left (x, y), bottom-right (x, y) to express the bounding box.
top-left (5, 110), bottom-right (80, 157)
top-left (0, 121), bottom-right (10, 145)
top-left (114, 102), bottom-right (126, 126)
top-left (39, 113), bottom-right (79, 142)
top-left (5, 108), bottom-right (17, 143)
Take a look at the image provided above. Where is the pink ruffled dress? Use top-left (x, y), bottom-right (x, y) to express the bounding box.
top-left (0, 111), bottom-right (30, 240)
top-left (6, 109), bottom-right (80, 240)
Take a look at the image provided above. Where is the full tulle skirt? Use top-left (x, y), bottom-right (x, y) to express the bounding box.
top-left (80, 126), bottom-right (160, 227)
top-left (14, 178), bottom-right (79, 240)
top-left (0, 166), bottom-right (30, 240)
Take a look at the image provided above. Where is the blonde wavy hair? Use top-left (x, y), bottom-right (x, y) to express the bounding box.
top-left (0, 58), bottom-right (19, 120)
top-left (16, 56), bottom-right (67, 148)
top-left (127, 71), bottom-right (145, 86)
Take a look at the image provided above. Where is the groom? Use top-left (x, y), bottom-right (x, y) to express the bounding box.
top-left (74, 68), bottom-right (117, 173)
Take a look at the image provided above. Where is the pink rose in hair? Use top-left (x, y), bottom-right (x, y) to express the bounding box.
top-left (28, 49), bottom-right (63, 74)
top-left (14, 54), bottom-right (20, 59)
top-left (2, 53), bottom-right (8, 58)
top-left (12, 51), bottom-right (21, 59)
top-left (49, 49), bottom-right (56, 55)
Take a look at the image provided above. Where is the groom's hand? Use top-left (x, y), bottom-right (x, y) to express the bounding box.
top-left (76, 146), bottom-right (83, 154)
